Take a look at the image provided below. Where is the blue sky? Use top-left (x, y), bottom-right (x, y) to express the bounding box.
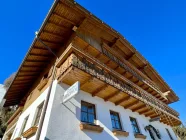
top-left (0, 0), bottom-right (185, 123)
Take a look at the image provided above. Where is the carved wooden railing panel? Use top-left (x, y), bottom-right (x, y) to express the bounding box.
top-left (57, 52), bottom-right (179, 121)
top-left (102, 45), bottom-right (164, 99)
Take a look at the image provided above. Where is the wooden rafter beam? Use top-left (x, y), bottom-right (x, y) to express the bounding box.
top-left (139, 109), bottom-right (149, 115)
top-left (92, 84), bottom-right (108, 97)
top-left (138, 64), bottom-right (147, 71)
top-left (124, 100), bottom-right (139, 109)
top-left (48, 21), bottom-right (69, 31)
top-left (43, 30), bottom-right (64, 39)
top-left (53, 12), bottom-right (76, 25)
top-left (115, 96), bottom-right (130, 106)
top-left (80, 77), bottom-right (94, 88)
top-left (132, 104), bottom-right (146, 112)
top-left (126, 53), bottom-right (135, 61)
top-left (29, 53), bottom-right (51, 58)
top-left (110, 38), bottom-right (119, 48)
top-left (25, 59), bottom-right (49, 63)
top-left (41, 39), bottom-right (63, 46)
top-left (104, 90), bottom-right (120, 101)
top-left (145, 111), bottom-right (155, 117)
top-left (150, 114), bottom-right (160, 119)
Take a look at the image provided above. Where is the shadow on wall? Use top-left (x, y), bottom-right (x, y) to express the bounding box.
top-left (60, 96), bottom-right (128, 140)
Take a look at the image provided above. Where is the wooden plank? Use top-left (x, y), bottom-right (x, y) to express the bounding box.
top-left (104, 90), bottom-right (120, 101)
top-left (139, 109), bottom-right (149, 115)
top-left (80, 77), bottom-right (94, 88)
top-left (124, 100), bottom-right (139, 109)
top-left (53, 12), bottom-right (76, 25)
top-left (132, 104), bottom-right (146, 112)
top-left (92, 84), bottom-right (108, 97)
top-left (115, 96), bottom-right (130, 106)
top-left (48, 21), bottom-right (69, 31)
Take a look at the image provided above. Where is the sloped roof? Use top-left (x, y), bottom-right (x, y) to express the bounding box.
top-left (3, 0), bottom-right (179, 106)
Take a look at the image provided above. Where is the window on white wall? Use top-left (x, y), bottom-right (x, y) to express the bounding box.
top-left (19, 115), bottom-right (29, 135)
top-left (130, 117), bottom-right (141, 134)
top-left (166, 128), bottom-right (173, 140)
top-left (81, 101), bottom-right (96, 124)
top-left (33, 102), bottom-right (44, 126)
top-left (110, 111), bottom-right (122, 130)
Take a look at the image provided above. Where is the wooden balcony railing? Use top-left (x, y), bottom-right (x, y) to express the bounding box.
top-left (57, 47), bottom-right (179, 121)
top-left (102, 44), bottom-right (165, 99)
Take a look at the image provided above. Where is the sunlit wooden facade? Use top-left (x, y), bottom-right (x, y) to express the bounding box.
top-left (3, 0), bottom-right (181, 139)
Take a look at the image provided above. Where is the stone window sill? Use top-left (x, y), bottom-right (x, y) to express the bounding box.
top-left (80, 123), bottom-right (103, 133)
top-left (112, 130), bottom-right (129, 137)
top-left (22, 126), bottom-right (38, 138)
top-left (134, 133), bottom-right (147, 139)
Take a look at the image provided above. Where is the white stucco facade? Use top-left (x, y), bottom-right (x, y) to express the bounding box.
top-left (7, 82), bottom-right (177, 140)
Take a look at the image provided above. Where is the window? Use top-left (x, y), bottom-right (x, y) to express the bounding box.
top-left (81, 101), bottom-right (96, 124)
top-left (34, 102), bottom-right (44, 126)
top-left (110, 111), bottom-right (122, 130)
top-left (130, 117), bottom-right (140, 133)
top-left (166, 128), bottom-right (173, 140)
top-left (20, 116), bottom-right (29, 135)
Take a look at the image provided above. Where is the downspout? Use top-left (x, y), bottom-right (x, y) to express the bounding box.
top-left (34, 35), bottom-right (58, 140)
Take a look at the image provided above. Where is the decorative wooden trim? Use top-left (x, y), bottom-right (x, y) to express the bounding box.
top-left (37, 79), bottom-right (48, 90)
top-left (134, 133), bottom-right (147, 139)
top-left (7, 107), bottom-right (23, 124)
top-left (79, 123), bottom-right (103, 133)
top-left (14, 137), bottom-right (21, 140)
top-left (112, 130), bottom-right (129, 137)
top-left (22, 126), bottom-right (38, 138)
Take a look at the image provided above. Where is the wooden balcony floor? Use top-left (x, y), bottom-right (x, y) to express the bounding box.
top-left (58, 66), bottom-right (181, 126)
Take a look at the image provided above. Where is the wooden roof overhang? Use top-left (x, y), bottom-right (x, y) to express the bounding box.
top-left (55, 42), bottom-right (181, 126)
top-left (4, 0), bottom-right (178, 107)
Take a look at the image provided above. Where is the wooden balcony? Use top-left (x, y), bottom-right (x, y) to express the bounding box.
top-left (56, 45), bottom-right (181, 126)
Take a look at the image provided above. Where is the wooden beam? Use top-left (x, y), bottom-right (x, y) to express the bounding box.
top-left (126, 53), bottom-right (135, 60)
top-left (110, 38), bottom-right (119, 48)
top-left (145, 111), bottom-right (155, 117)
top-left (124, 100), bottom-right (139, 109)
top-left (115, 96), bottom-right (130, 106)
top-left (92, 84), bottom-right (108, 97)
top-left (104, 90), bottom-right (120, 101)
top-left (43, 30), bottom-right (64, 39)
top-left (25, 59), bottom-right (49, 63)
top-left (41, 40), bottom-right (63, 46)
top-left (29, 54), bottom-right (51, 59)
top-left (80, 77), bottom-right (94, 88)
top-left (138, 64), bottom-right (147, 71)
top-left (150, 114), bottom-right (160, 119)
top-left (139, 109), bottom-right (149, 115)
top-left (132, 104), bottom-right (146, 112)
top-left (53, 12), bottom-right (76, 25)
top-left (48, 21), bottom-right (69, 31)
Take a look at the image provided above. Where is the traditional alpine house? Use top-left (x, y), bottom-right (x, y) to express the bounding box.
top-left (3, 0), bottom-right (181, 140)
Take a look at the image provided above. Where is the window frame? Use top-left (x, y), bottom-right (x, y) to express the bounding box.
top-left (166, 128), bottom-right (173, 140)
top-left (33, 102), bottom-right (44, 126)
top-left (81, 101), bottom-right (96, 125)
top-left (19, 115), bottom-right (29, 135)
top-left (110, 110), bottom-right (123, 130)
top-left (130, 117), bottom-right (141, 134)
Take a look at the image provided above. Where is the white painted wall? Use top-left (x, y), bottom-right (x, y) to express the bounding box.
top-left (8, 87), bottom-right (49, 140)
top-left (44, 83), bottom-right (178, 140)
top-left (7, 82), bottom-right (178, 140)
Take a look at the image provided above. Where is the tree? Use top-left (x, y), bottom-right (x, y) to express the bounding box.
top-left (0, 73), bottom-right (16, 138)
top-left (3, 73), bottom-right (16, 90)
